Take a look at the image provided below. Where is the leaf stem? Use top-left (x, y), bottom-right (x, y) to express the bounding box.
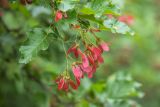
top-left (61, 40), bottom-right (69, 71)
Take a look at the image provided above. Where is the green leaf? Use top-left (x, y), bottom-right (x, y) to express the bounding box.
top-left (79, 0), bottom-right (105, 17)
top-left (2, 12), bottom-right (21, 30)
top-left (76, 99), bottom-right (89, 107)
top-left (107, 71), bottom-right (142, 99)
top-left (37, 0), bottom-right (51, 8)
top-left (19, 28), bottom-right (49, 64)
top-left (78, 14), bottom-right (103, 25)
top-left (114, 21), bottom-right (135, 35)
top-left (91, 82), bottom-right (106, 93)
top-left (66, 10), bottom-right (77, 23)
top-left (103, 6), bottom-right (121, 16)
top-left (111, 0), bottom-right (124, 8)
top-left (58, 1), bottom-right (75, 12)
top-left (79, 0), bottom-right (120, 17)
top-left (106, 99), bottom-right (141, 107)
top-left (103, 19), bottom-right (135, 35)
top-left (80, 7), bottom-right (95, 15)
top-left (90, 0), bottom-right (109, 17)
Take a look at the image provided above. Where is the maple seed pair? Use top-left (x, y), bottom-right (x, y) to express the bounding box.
top-left (56, 75), bottom-right (78, 91)
top-left (54, 10), bottom-right (67, 22)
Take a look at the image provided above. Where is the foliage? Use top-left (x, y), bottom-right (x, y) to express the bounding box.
top-left (1, 0), bottom-right (160, 107)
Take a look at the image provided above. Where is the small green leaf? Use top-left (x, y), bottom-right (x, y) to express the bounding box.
top-left (107, 99), bottom-right (140, 107)
top-left (103, 19), bottom-right (135, 35)
top-left (66, 10), bottom-right (77, 23)
top-left (78, 14), bottom-right (103, 26)
top-left (80, 0), bottom-right (120, 17)
top-left (103, 7), bottom-right (121, 16)
top-left (107, 71), bottom-right (142, 99)
top-left (80, 7), bottom-right (95, 15)
top-left (114, 21), bottom-right (135, 35)
top-left (2, 12), bottom-right (21, 30)
top-left (58, 1), bottom-right (75, 12)
top-left (19, 28), bottom-right (49, 64)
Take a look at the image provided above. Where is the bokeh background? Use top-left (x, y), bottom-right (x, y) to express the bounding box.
top-left (0, 0), bottom-right (160, 107)
top-left (107, 0), bottom-right (160, 106)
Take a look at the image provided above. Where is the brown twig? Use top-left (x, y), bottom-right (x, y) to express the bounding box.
top-left (0, 0), bottom-right (9, 8)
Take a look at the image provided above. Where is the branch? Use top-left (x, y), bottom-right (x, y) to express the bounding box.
top-left (0, 0), bottom-right (9, 9)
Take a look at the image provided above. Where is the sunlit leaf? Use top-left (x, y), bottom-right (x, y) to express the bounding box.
top-left (103, 18), bottom-right (135, 35)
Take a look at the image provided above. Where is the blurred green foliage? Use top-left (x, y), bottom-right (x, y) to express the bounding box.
top-left (0, 0), bottom-right (160, 107)
top-left (107, 0), bottom-right (160, 107)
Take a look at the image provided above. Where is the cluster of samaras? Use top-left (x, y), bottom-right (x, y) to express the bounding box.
top-left (54, 10), bottom-right (110, 91)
